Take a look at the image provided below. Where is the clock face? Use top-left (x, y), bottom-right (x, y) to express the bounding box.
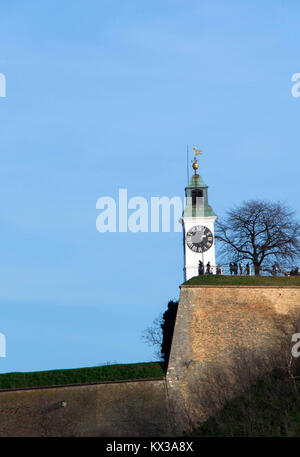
top-left (186, 225), bottom-right (214, 253)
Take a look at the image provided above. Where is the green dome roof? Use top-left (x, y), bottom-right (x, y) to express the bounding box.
top-left (187, 173), bottom-right (207, 188)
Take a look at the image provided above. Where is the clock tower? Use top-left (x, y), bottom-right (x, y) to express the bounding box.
top-left (182, 148), bottom-right (217, 281)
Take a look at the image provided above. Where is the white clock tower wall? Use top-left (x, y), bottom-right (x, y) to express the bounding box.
top-left (182, 154), bottom-right (217, 282)
top-left (183, 216), bottom-right (217, 281)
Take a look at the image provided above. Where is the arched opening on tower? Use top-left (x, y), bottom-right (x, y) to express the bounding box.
top-left (191, 189), bottom-right (203, 206)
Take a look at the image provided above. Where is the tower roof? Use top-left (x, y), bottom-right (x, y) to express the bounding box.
top-left (186, 172), bottom-right (207, 189)
top-left (183, 146), bottom-right (217, 217)
top-left (183, 172), bottom-right (216, 218)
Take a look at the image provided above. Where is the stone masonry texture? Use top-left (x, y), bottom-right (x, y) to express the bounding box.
top-left (2, 285), bottom-right (300, 436)
top-left (0, 379), bottom-right (169, 437)
top-left (166, 285), bottom-right (300, 429)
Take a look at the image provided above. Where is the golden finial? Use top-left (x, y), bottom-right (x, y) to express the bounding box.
top-left (192, 146), bottom-right (203, 174)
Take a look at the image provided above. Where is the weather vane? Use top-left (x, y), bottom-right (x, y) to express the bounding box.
top-left (192, 146), bottom-right (203, 174)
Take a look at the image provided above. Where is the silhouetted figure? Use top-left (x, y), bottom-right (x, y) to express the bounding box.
top-left (234, 262), bottom-right (238, 275)
top-left (246, 262), bottom-right (251, 275)
top-left (229, 262), bottom-right (234, 275)
top-left (290, 267), bottom-right (299, 276)
top-left (198, 260), bottom-right (204, 276)
top-left (239, 262), bottom-right (244, 275)
top-left (206, 262), bottom-right (211, 274)
top-left (217, 264), bottom-right (222, 275)
top-left (273, 262), bottom-right (280, 276)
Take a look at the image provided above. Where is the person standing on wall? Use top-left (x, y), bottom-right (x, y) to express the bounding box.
top-left (246, 262), bottom-right (251, 275)
top-left (239, 261), bottom-right (244, 275)
top-left (234, 262), bottom-right (238, 275)
top-left (273, 262), bottom-right (280, 276)
top-left (198, 260), bottom-right (204, 276)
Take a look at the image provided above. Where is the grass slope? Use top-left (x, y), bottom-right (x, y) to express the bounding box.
top-left (183, 275), bottom-right (300, 287)
top-left (0, 362), bottom-right (165, 390)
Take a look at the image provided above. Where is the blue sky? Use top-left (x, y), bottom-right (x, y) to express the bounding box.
top-left (0, 0), bottom-right (299, 372)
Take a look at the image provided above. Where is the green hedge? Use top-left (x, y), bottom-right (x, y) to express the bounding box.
top-left (183, 275), bottom-right (300, 287)
top-left (0, 362), bottom-right (165, 390)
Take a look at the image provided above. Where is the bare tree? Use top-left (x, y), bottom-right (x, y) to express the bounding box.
top-left (141, 300), bottom-right (179, 363)
top-left (215, 200), bottom-right (300, 275)
top-left (141, 313), bottom-right (163, 360)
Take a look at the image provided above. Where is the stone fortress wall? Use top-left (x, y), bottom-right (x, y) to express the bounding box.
top-left (1, 284), bottom-right (300, 436)
top-left (166, 285), bottom-right (300, 427)
top-left (0, 378), bottom-right (169, 437)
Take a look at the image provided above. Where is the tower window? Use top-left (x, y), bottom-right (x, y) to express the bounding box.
top-left (191, 189), bottom-right (203, 206)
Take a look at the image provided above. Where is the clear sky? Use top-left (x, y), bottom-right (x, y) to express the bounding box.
top-left (0, 0), bottom-right (299, 372)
